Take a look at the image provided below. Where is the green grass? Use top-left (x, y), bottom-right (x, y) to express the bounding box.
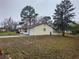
top-left (0, 35), bottom-right (79, 59)
top-left (0, 32), bottom-right (17, 36)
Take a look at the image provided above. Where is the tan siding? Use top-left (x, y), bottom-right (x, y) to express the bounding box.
top-left (29, 24), bottom-right (54, 35)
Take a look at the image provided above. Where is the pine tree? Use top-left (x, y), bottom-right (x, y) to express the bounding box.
top-left (20, 6), bottom-right (38, 26)
top-left (53, 0), bottom-right (75, 36)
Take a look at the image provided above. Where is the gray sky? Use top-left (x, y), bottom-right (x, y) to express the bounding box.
top-left (0, 0), bottom-right (79, 23)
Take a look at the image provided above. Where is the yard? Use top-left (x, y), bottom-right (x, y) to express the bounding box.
top-left (0, 32), bottom-right (17, 36)
top-left (0, 35), bottom-right (79, 59)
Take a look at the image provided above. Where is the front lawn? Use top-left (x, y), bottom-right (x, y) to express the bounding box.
top-left (0, 36), bottom-right (79, 59)
top-left (0, 32), bottom-right (17, 36)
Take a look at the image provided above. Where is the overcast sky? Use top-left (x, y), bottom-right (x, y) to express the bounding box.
top-left (0, 0), bottom-right (79, 23)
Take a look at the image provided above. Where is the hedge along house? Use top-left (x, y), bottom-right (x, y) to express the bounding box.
top-left (17, 22), bottom-right (58, 35)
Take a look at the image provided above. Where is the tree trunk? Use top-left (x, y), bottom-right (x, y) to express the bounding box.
top-left (28, 18), bottom-right (31, 35)
top-left (62, 31), bottom-right (65, 36)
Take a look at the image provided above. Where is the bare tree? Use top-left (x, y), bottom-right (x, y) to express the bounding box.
top-left (3, 17), bottom-right (17, 31)
top-left (38, 16), bottom-right (51, 24)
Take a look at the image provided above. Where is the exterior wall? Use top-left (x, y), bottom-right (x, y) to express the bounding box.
top-left (29, 24), bottom-right (54, 35)
top-left (0, 28), bottom-right (6, 32)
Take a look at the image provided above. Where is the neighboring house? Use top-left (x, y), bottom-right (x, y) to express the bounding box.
top-left (0, 28), bottom-right (6, 32)
top-left (16, 23), bottom-right (59, 35)
top-left (16, 25), bottom-right (27, 33)
top-left (0, 26), bottom-right (6, 32)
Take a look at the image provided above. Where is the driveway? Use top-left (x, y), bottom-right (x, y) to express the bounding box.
top-left (0, 34), bottom-right (26, 38)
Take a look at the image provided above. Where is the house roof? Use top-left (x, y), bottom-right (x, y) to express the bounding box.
top-left (26, 22), bottom-right (54, 29)
top-left (17, 21), bottom-right (54, 29)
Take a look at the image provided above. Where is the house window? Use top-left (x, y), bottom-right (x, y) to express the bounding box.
top-left (43, 28), bottom-right (46, 31)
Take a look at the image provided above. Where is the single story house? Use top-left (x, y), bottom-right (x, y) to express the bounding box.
top-left (16, 23), bottom-right (61, 35)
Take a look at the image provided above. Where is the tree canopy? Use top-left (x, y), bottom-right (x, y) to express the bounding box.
top-left (53, 0), bottom-right (75, 36)
top-left (20, 6), bottom-right (38, 25)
